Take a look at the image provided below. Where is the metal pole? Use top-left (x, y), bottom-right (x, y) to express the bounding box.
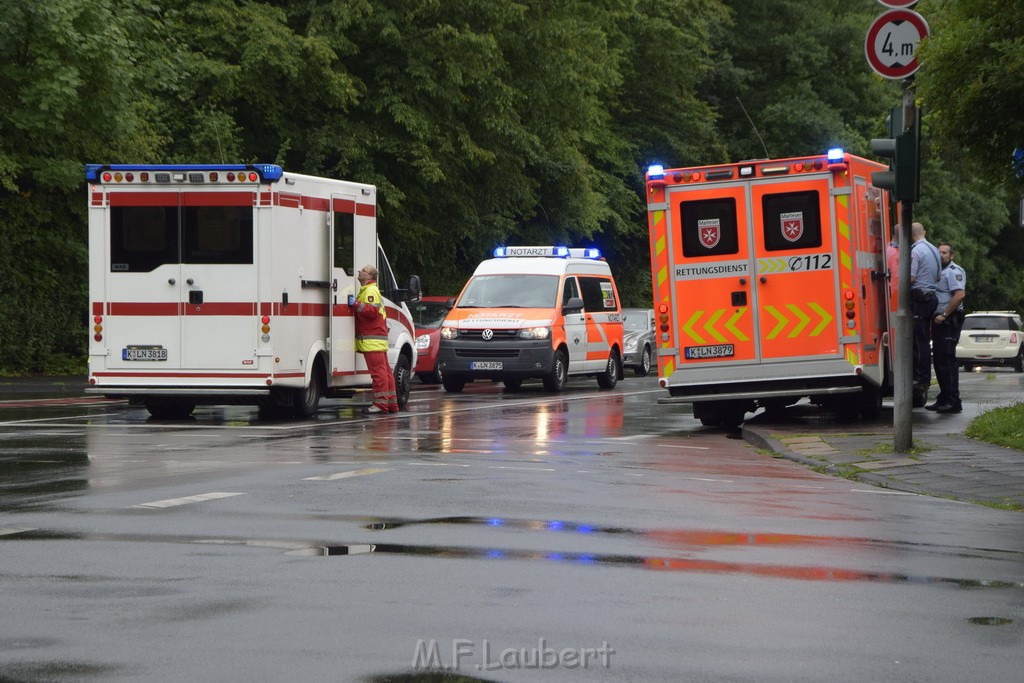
top-left (894, 79), bottom-right (916, 452)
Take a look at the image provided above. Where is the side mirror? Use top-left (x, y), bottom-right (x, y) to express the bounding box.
top-left (445, 297), bottom-right (456, 310)
top-left (407, 274), bottom-right (422, 303)
top-left (563, 296), bottom-right (585, 314)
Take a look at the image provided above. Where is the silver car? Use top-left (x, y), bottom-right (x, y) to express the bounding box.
top-left (622, 308), bottom-right (655, 376)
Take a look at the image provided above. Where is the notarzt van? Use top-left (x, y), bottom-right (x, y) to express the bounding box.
top-left (84, 163), bottom-right (419, 418)
top-left (438, 246), bottom-right (624, 392)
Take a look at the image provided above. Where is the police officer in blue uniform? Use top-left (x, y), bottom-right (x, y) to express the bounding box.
top-left (928, 241), bottom-right (966, 413)
top-left (910, 222), bottom-right (942, 404)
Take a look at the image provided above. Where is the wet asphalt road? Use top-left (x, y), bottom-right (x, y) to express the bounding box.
top-left (1, 375), bottom-right (1022, 682)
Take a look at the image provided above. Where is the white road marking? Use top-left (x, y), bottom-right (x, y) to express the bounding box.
top-left (133, 491), bottom-right (245, 509)
top-left (408, 462), bottom-right (470, 467)
top-left (303, 467), bottom-right (392, 481)
top-left (488, 466), bottom-right (556, 472)
top-left (659, 444), bottom-right (711, 450)
top-left (849, 488), bottom-right (919, 496)
top-left (0, 412), bottom-right (123, 426)
top-left (682, 476), bottom-right (734, 483)
top-left (0, 527), bottom-right (35, 536)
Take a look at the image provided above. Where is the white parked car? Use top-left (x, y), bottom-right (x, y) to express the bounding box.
top-left (956, 311), bottom-right (1024, 372)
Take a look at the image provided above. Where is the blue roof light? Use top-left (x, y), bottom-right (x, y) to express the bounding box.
top-left (648, 164), bottom-right (665, 180)
top-left (827, 148), bottom-right (845, 162)
top-left (492, 247), bottom-right (507, 258)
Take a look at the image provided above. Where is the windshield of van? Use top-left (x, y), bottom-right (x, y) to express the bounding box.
top-left (456, 274), bottom-right (559, 308)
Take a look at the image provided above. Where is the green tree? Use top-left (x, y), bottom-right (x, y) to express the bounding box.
top-left (0, 0), bottom-right (160, 373)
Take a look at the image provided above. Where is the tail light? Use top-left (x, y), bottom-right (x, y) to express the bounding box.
top-left (844, 289), bottom-right (857, 328)
top-left (658, 303), bottom-right (670, 339)
top-left (261, 315), bottom-right (271, 342)
top-left (93, 315), bottom-right (103, 342)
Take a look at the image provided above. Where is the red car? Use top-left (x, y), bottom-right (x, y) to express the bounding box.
top-left (412, 296), bottom-right (452, 383)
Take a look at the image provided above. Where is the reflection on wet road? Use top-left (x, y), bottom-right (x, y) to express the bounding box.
top-left (1, 377), bottom-right (1023, 681)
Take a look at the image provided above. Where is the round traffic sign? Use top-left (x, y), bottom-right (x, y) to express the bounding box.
top-left (865, 9), bottom-right (930, 79)
top-left (876, 0), bottom-right (919, 8)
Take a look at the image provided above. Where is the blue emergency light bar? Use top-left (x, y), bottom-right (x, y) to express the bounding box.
top-left (84, 163), bottom-right (284, 182)
top-left (826, 148), bottom-right (844, 162)
top-left (647, 164), bottom-right (665, 180)
top-left (493, 246), bottom-right (602, 259)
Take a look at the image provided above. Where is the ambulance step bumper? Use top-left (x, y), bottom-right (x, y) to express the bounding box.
top-left (85, 387), bottom-right (270, 397)
top-left (658, 385), bottom-right (862, 405)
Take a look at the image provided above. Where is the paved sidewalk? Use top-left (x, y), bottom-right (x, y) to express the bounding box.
top-left (743, 402), bottom-right (1024, 510)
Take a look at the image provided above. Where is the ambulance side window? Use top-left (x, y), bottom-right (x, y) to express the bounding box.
top-left (333, 212), bottom-right (354, 275)
top-left (562, 277), bottom-right (580, 306)
top-left (761, 191), bottom-right (822, 251)
top-left (109, 206), bottom-right (178, 273)
top-left (182, 206), bottom-right (253, 264)
top-left (680, 198), bottom-right (739, 257)
top-left (579, 276), bottom-right (617, 311)
top-left (376, 245), bottom-right (399, 301)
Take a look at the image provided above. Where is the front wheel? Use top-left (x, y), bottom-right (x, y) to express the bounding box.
top-left (597, 349), bottom-right (621, 389)
top-left (634, 346), bottom-right (651, 377)
top-left (442, 374), bottom-right (467, 393)
top-left (393, 354), bottom-right (412, 410)
top-left (542, 350), bottom-right (568, 392)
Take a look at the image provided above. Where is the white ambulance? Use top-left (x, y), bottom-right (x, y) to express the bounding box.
top-left (438, 246), bottom-right (625, 392)
top-left (84, 163), bottom-right (420, 418)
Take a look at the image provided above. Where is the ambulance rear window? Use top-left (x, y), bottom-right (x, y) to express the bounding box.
top-left (680, 198), bottom-right (739, 257)
top-left (761, 191), bottom-right (822, 251)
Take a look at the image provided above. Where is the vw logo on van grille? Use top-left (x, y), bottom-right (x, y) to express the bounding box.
top-left (482, 329), bottom-right (494, 341)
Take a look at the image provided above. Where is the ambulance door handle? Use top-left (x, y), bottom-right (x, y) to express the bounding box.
top-left (760, 276), bottom-right (767, 284)
top-left (186, 278), bottom-right (195, 286)
top-left (168, 278), bottom-right (176, 285)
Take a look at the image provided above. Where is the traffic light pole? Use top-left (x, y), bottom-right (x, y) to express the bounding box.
top-left (893, 80), bottom-right (916, 452)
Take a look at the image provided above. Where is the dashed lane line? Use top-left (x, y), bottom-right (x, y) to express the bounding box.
top-left (133, 491), bottom-right (245, 509)
top-left (303, 467), bottom-right (393, 481)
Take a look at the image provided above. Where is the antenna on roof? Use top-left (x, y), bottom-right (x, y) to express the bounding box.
top-left (736, 96), bottom-right (770, 159)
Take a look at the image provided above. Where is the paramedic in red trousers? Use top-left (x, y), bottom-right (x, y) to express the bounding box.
top-left (928, 242), bottom-right (966, 413)
top-left (352, 265), bottom-right (399, 414)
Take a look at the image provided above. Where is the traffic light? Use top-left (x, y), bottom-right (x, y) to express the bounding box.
top-left (870, 106), bottom-right (920, 203)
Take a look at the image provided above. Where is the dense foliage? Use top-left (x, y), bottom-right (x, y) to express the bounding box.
top-left (1, 0), bottom-right (1020, 374)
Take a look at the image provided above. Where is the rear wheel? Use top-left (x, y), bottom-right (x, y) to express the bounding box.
top-left (1014, 349), bottom-right (1023, 373)
top-left (293, 363), bottom-right (323, 418)
top-left (144, 397), bottom-right (197, 419)
top-left (543, 350), bottom-right (568, 392)
top-left (442, 374), bottom-right (466, 393)
top-left (597, 349), bottom-right (621, 389)
top-left (859, 384), bottom-right (882, 419)
top-left (634, 346), bottom-right (651, 377)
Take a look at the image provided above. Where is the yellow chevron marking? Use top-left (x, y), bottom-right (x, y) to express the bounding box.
top-left (838, 218), bottom-right (850, 240)
top-left (845, 347), bottom-right (859, 365)
top-left (758, 257), bottom-right (787, 273)
top-left (840, 251), bottom-right (852, 271)
top-left (663, 359), bottom-right (674, 376)
top-left (808, 302), bottom-right (833, 336)
top-left (725, 309), bottom-right (749, 341)
top-left (657, 265), bottom-right (668, 287)
top-left (837, 195), bottom-right (848, 209)
top-left (682, 310), bottom-right (706, 344)
top-left (655, 231), bottom-right (665, 256)
top-left (786, 304), bottom-right (810, 338)
top-left (764, 306), bottom-right (788, 340)
top-left (703, 309), bottom-right (727, 343)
